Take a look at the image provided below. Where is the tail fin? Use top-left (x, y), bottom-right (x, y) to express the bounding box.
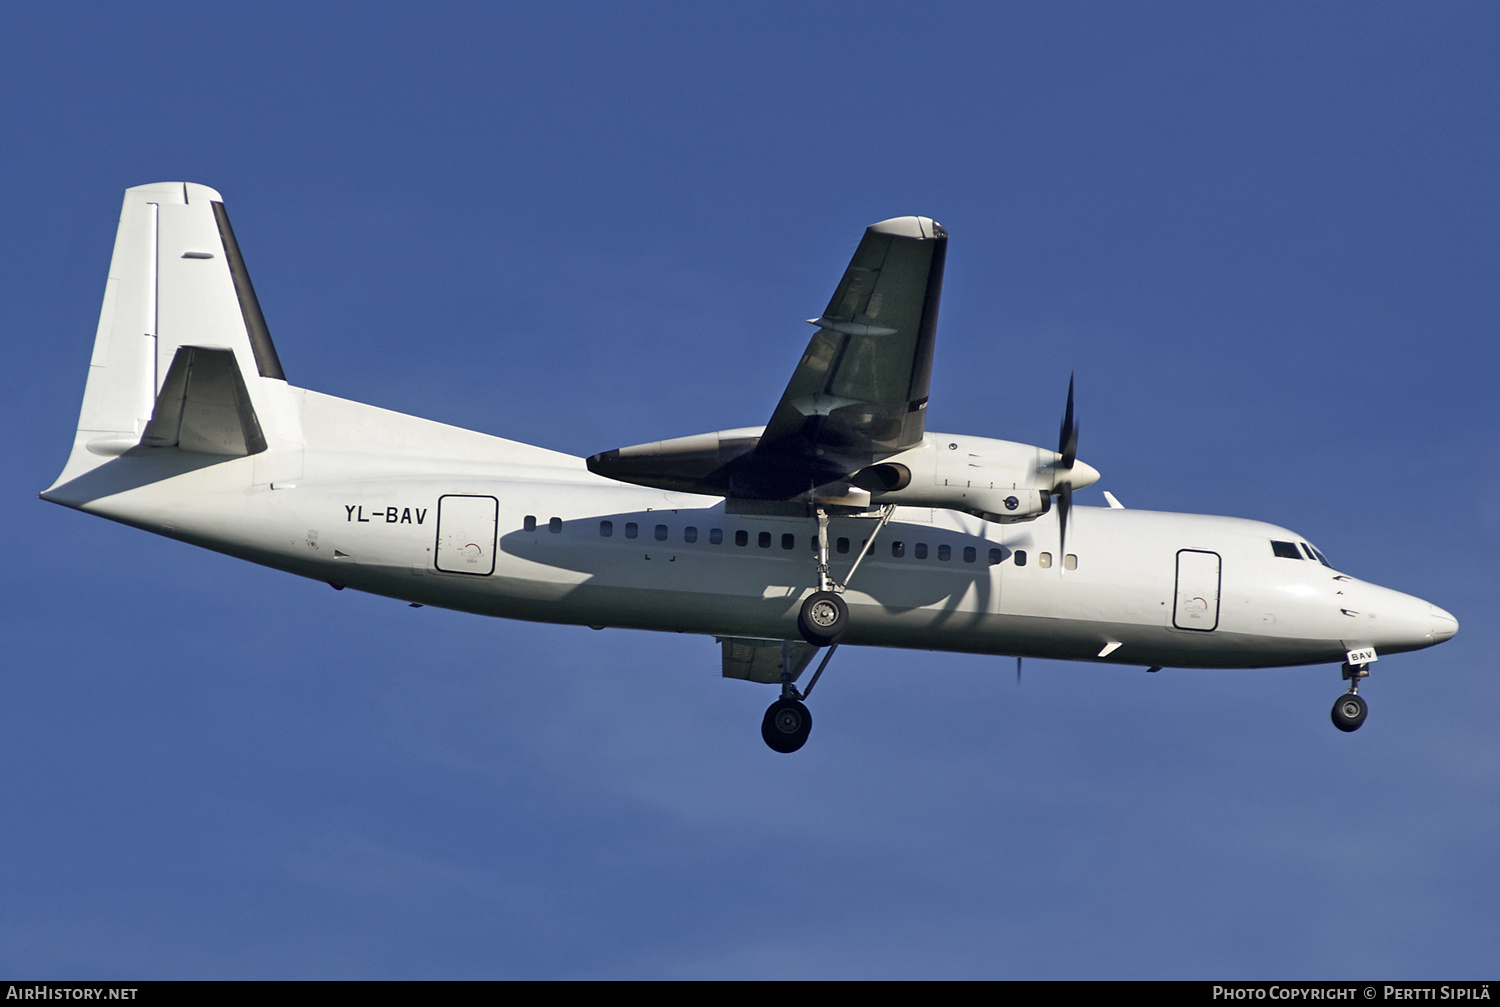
top-left (45, 183), bottom-right (301, 496)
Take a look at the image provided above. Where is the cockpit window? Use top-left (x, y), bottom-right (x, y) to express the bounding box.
top-left (1270, 540), bottom-right (1302, 559)
top-left (1303, 542), bottom-right (1332, 568)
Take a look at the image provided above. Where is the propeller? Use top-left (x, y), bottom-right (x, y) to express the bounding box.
top-left (1055, 374), bottom-right (1078, 559)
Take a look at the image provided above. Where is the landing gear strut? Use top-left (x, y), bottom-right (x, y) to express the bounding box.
top-left (1331, 661), bottom-right (1369, 733)
top-left (795, 504), bottom-right (893, 646)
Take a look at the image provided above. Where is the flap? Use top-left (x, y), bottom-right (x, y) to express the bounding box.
top-left (718, 636), bottom-right (820, 684)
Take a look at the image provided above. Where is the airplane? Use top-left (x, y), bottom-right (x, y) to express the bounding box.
top-left (41, 182), bottom-right (1459, 753)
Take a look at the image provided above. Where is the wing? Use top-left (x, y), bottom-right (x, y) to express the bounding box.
top-left (756, 215), bottom-right (947, 481)
top-left (587, 216), bottom-right (947, 501)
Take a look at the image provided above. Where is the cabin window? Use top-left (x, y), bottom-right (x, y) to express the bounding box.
top-left (654, 524), bottom-right (668, 541)
top-left (625, 522), bottom-right (638, 539)
top-left (684, 526), bottom-right (698, 543)
top-left (524, 515), bottom-right (537, 532)
top-left (938, 544), bottom-right (951, 561)
top-left (758, 531), bottom-right (772, 548)
top-left (964, 546), bottom-right (977, 563)
top-left (1064, 553), bottom-right (1077, 570)
top-left (735, 530), bottom-right (748, 547)
top-left (599, 520), bottom-right (613, 537)
top-left (710, 528), bottom-right (723, 545)
top-left (1270, 540), bottom-right (1301, 559)
top-left (781, 533), bottom-right (795, 550)
top-left (1013, 549), bottom-right (1027, 567)
top-left (891, 541), bottom-right (905, 558)
top-left (836, 537), bottom-right (850, 554)
top-left (549, 517), bottom-right (562, 534)
top-left (915, 543), bottom-right (928, 560)
top-left (1039, 552), bottom-right (1052, 569)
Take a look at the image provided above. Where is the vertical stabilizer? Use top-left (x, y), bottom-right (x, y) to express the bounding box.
top-left (45, 183), bottom-right (302, 496)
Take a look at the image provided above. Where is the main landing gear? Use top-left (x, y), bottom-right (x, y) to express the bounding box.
top-left (794, 504), bottom-right (893, 647)
top-left (761, 639), bottom-right (841, 754)
top-left (798, 592), bottom-right (847, 646)
top-left (1331, 661), bottom-right (1370, 733)
top-left (762, 696), bottom-right (812, 753)
top-left (763, 505), bottom-right (893, 753)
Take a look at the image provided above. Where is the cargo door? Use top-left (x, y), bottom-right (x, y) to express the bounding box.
top-left (1173, 549), bottom-right (1221, 631)
top-left (435, 494), bottom-right (498, 575)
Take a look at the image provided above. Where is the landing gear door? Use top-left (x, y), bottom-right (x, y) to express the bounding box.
top-left (1173, 549), bottom-right (1221, 631)
top-left (435, 494), bottom-right (498, 575)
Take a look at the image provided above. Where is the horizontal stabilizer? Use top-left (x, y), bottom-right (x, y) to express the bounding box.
top-left (140, 346), bottom-right (266, 456)
top-left (719, 636), bottom-right (818, 684)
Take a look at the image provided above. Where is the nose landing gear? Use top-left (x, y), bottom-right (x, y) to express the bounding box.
top-left (1331, 660), bottom-right (1370, 733)
top-left (1331, 692), bottom-right (1368, 732)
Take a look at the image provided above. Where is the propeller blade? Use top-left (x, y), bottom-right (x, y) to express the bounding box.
top-left (1058, 484), bottom-right (1072, 558)
top-left (1055, 374), bottom-right (1077, 561)
top-left (1058, 373), bottom-right (1078, 469)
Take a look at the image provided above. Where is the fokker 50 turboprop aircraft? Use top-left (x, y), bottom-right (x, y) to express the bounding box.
top-left (43, 183), bottom-right (1458, 752)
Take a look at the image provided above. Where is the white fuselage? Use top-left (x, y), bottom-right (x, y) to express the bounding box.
top-left (47, 386), bottom-right (1452, 672)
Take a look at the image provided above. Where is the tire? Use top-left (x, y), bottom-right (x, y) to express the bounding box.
top-left (761, 698), bottom-right (812, 753)
top-left (798, 591), bottom-right (848, 646)
top-left (1331, 693), bottom-right (1368, 733)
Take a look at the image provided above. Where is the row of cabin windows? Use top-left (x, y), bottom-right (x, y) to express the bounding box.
top-left (997, 549), bottom-right (1077, 570)
top-left (526, 516), bottom-right (1076, 568)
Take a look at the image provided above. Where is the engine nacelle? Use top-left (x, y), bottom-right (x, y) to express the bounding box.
top-left (935, 485), bottom-right (1051, 522)
top-left (850, 432), bottom-right (1087, 523)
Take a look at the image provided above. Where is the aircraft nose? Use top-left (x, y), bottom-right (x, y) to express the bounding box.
top-left (1429, 604), bottom-right (1459, 643)
top-left (1358, 585), bottom-right (1457, 655)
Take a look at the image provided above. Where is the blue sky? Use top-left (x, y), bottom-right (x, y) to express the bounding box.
top-left (2, 2), bottom-right (1496, 979)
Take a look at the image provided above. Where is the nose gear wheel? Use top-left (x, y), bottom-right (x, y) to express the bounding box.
top-left (1331, 692), bottom-right (1367, 732)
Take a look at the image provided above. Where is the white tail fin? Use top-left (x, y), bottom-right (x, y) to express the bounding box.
top-left (45, 183), bottom-right (302, 496)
